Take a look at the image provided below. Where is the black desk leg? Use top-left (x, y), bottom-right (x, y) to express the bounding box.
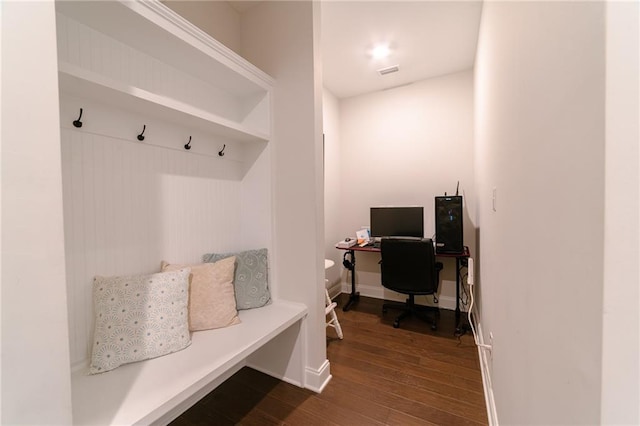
top-left (455, 257), bottom-right (462, 334)
top-left (342, 250), bottom-right (360, 312)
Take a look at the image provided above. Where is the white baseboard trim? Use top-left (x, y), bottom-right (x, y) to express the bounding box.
top-left (475, 319), bottom-right (498, 426)
top-left (304, 359), bottom-right (332, 393)
top-left (341, 282), bottom-right (459, 312)
top-left (247, 362), bottom-right (304, 388)
top-left (327, 281), bottom-right (342, 300)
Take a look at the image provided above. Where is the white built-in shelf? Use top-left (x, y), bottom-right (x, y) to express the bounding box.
top-left (58, 62), bottom-right (269, 144)
top-left (71, 300), bottom-right (308, 426)
top-left (55, 0), bottom-right (273, 146)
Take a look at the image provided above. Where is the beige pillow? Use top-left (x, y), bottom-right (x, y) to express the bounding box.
top-left (161, 257), bottom-right (240, 331)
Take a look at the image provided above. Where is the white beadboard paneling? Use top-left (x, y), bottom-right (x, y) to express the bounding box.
top-left (61, 111), bottom-right (250, 367)
top-left (240, 146), bottom-right (272, 249)
top-left (63, 13), bottom-right (81, 72)
top-left (78, 19), bottom-right (92, 71)
top-left (89, 24), bottom-right (103, 77)
top-left (59, 95), bottom-right (253, 173)
top-left (56, 13), bottom-right (69, 63)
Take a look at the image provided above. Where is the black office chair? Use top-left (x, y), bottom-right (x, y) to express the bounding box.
top-left (380, 237), bottom-right (443, 330)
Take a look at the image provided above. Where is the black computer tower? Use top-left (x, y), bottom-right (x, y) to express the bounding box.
top-left (435, 196), bottom-right (463, 254)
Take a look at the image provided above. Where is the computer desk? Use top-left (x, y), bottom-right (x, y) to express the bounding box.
top-left (336, 243), bottom-right (470, 332)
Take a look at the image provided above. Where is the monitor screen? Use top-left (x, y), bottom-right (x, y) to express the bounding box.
top-left (370, 206), bottom-right (424, 238)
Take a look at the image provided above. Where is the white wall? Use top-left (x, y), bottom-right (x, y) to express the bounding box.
top-left (601, 1), bottom-right (640, 423)
top-left (1, 1), bottom-right (73, 423)
top-left (474, 2), bottom-right (606, 424)
top-left (241, 1), bottom-right (329, 391)
top-left (323, 89), bottom-right (342, 295)
top-left (162, 0), bottom-right (241, 54)
top-left (336, 71), bottom-right (475, 309)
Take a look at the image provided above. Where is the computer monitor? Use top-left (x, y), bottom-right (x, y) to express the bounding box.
top-left (370, 206), bottom-right (424, 238)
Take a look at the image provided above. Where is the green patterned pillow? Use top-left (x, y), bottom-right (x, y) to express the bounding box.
top-left (89, 268), bottom-right (191, 374)
top-left (202, 248), bottom-right (270, 310)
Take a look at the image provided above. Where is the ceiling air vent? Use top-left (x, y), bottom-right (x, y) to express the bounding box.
top-left (377, 65), bottom-right (399, 76)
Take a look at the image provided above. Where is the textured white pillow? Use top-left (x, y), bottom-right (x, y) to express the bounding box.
top-left (89, 268), bottom-right (191, 374)
top-left (161, 257), bottom-right (240, 331)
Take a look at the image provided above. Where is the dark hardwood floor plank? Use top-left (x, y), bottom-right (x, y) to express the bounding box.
top-left (231, 369), bottom-right (385, 426)
top-left (338, 314), bottom-right (478, 352)
top-left (293, 394), bottom-right (386, 426)
top-left (209, 379), bottom-right (329, 426)
top-left (171, 295), bottom-right (488, 426)
top-left (313, 375), bottom-right (393, 423)
top-left (343, 321), bottom-right (481, 366)
top-left (385, 409), bottom-right (439, 426)
top-left (328, 329), bottom-right (424, 365)
top-left (279, 406), bottom-right (340, 426)
top-left (329, 337), bottom-right (483, 389)
top-left (338, 324), bottom-right (481, 369)
top-left (170, 407), bottom-right (234, 426)
top-left (330, 334), bottom-right (483, 383)
top-left (194, 380), bottom-right (284, 425)
top-left (328, 350), bottom-right (485, 406)
top-left (329, 362), bottom-right (487, 425)
top-left (336, 306), bottom-right (478, 346)
top-left (233, 408), bottom-right (283, 426)
top-left (230, 371), bottom-right (313, 407)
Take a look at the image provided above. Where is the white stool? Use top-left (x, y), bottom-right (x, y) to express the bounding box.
top-left (324, 259), bottom-right (343, 339)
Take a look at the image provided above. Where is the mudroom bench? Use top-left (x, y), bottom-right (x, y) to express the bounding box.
top-left (71, 300), bottom-right (308, 425)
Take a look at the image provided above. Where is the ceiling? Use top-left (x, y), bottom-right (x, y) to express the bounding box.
top-left (321, 1), bottom-right (483, 99)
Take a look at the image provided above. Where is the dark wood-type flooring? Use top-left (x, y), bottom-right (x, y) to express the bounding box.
top-left (171, 294), bottom-right (488, 425)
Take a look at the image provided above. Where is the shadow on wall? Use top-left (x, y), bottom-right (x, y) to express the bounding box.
top-left (471, 225), bottom-right (482, 316)
top-left (455, 199), bottom-right (478, 314)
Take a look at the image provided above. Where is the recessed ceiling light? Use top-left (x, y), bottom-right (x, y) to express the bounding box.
top-left (371, 44), bottom-right (390, 60)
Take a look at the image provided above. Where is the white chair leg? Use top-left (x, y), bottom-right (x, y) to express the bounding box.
top-left (325, 288), bottom-right (343, 339)
top-left (331, 307), bottom-right (343, 339)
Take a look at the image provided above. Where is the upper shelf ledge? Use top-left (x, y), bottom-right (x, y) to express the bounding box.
top-left (59, 62), bottom-right (270, 144)
top-left (55, 0), bottom-right (274, 96)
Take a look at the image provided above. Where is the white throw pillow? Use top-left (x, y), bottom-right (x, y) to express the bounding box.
top-left (89, 268), bottom-right (191, 374)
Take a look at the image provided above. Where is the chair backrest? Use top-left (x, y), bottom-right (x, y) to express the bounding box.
top-left (380, 237), bottom-right (439, 295)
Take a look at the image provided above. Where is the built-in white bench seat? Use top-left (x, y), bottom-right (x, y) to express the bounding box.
top-left (71, 300), bottom-right (308, 425)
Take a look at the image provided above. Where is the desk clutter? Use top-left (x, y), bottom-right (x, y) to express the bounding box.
top-left (336, 238), bottom-right (357, 248)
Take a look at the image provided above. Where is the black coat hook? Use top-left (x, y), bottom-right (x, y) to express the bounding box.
top-left (218, 144), bottom-right (226, 157)
top-left (137, 125), bottom-right (146, 141)
top-left (184, 136), bottom-right (192, 150)
top-left (73, 108), bottom-right (83, 128)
